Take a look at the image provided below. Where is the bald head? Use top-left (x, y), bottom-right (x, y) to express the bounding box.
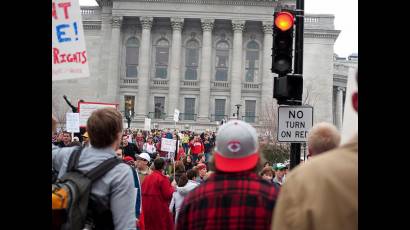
top-left (308, 122), bottom-right (341, 156)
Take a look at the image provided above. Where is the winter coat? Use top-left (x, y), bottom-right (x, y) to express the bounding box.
top-left (169, 180), bottom-right (199, 223)
top-left (141, 170), bottom-right (175, 230)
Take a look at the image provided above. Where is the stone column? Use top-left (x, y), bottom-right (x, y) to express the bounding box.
top-left (335, 86), bottom-right (345, 130)
top-left (167, 17), bottom-right (184, 120)
top-left (261, 21), bottom-right (274, 124)
top-left (197, 19), bottom-right (214, 122)
top-left (135, 17), bottom-right (153, 120)
top-left (229, 20), bottom-right (245, 119)
top-left (96, 1), bottom-right (112, 100)
top-left (107, 16), bottom-right (122, 103)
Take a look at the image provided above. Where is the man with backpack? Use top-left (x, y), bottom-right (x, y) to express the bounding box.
top-left (52, 108), bottom-right (137, 230)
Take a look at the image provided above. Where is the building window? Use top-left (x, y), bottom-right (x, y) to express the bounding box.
top-left (215, 41), bottom-right (229, 81)
top-left (155, 39), bottom-right (169, 79)
top-left (154, 96), bottom-right (165, 119)
top-left (124, 95), bottom-right (135, 116)
top-left (185, 40), bottom-right (199, 80)
top-left (245, 100), bottom-right (256, 123)
top-left (245, 41), bottom-right (259, 82)
top-left (214, 99), bottom-right (226, 121)
top-left (184, 98), bottom-right (196, 120)
top-left (126, 38), bottom-right (139, 78)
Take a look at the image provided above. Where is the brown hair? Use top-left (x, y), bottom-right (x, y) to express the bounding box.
top-left (260, 166), bottom-right (275, 177)
top-left (177, 173), bottom-right (189, 187)
top-left (87, 108), bottom-right (123, 148)
top-left (175, 161), bottom-right (186, 173)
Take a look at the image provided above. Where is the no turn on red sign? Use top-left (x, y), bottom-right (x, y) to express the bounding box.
top-left (277, 106), bottom-right (314, 142)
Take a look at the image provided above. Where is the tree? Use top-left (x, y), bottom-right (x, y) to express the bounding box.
top-left (52, 94), bottom-right (69, 131)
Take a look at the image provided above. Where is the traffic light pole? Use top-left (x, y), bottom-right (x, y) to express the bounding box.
top-left (289, 0), bottom-right (304, 170)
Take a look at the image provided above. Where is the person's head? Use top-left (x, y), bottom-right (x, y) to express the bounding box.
top-left (275, 163), bottom-right (286, 179)
top-left (136, 152), bottom-right (151, 170)
top-left (186, 169), bottom-right (198, 180)
top-left (175, 161), bottom-right (186, 173)
top-left (147, 136), bottom-right (153, 143)
top-left (87, 108), bottom-right (123, 149)
top-left (264, 162), bottom-right (271, 168)
top-left (197, 163), bottom-right (207, 177)
top-left (153, 157), bottom-right (165, 171)
top-left (122, 134), bottom-right (129, 146)
top-left (115, 148), bottom-right (123, 159)
top-left (183, 155), bottom-right (192, 164)
top-left (260, 166), bottom-right (274, 181)
top-left (123, 156), bottom-right (135, 168)
top-left (177, 173), bottom-right (189, 187)
top-left (307, 122), bottom-right (341, 157)
top-left (213, 120), bottom-right (260, 173)
top-left (63, 132), bottom-right (71, 144)
top-left (57, 132), bottom-right (64, 142)
top-left (82, 132), bottom-right (89, 144)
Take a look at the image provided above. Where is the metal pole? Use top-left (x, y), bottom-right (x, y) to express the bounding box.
top-left (289, 0), bottom-right (304, 170)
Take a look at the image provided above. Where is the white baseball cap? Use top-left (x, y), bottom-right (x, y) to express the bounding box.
top-left (136, 152), bottom-right (151, 162)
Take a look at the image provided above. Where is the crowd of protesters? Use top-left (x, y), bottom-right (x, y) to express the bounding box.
top-left (52, 72), bottom-right (357, 230)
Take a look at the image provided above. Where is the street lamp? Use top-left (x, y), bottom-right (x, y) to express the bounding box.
top-left (235, 104), bottom-right (242, 120)
top-left (124, 110), bottom-right (133, 129)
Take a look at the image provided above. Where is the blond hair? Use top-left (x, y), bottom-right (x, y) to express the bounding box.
top-left (307, 122), bottom-right (341, 155)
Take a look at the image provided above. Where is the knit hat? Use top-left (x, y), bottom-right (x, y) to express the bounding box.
top-left (214, 120), bottom-right (259, 172)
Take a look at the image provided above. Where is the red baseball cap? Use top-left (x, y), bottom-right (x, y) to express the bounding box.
top-left (214, 120), bottom-right (259, 172)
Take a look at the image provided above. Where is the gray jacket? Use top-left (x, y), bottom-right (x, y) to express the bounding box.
top-left (52, 144), bottom-right (136, 230)
top-left (169, 180), bottom-right (199, 222)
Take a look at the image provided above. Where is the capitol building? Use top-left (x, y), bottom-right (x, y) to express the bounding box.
top-left (52, 0), bottom-right (357, 133)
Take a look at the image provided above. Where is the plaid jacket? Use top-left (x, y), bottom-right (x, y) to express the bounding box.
top-left (176, 171), bottom-right (279, 230)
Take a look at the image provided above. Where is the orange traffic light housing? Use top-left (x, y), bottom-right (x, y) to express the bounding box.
top-left (272, 10), bottom-right (295, 76)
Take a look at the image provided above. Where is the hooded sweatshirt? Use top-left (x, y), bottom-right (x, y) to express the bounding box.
top-left (169, 180), bottom-right (199, 222)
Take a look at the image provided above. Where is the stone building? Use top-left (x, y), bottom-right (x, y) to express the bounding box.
top-left (52, 0), bottom-right (344, 133)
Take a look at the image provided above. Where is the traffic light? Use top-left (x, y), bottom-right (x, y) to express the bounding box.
top-left (274, 74), bottom-right (303, 105)
top-left (272, 11), bottom-right (295, 76)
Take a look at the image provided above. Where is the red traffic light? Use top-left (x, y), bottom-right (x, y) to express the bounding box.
top-left (275, 12), bottom-right (294, 31)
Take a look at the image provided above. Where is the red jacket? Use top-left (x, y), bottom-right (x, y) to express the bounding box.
top-left (189, 141), bottom-right (204, 155)
top-left (142, 170), bottom-right (175, 230)
top-left (177, 147), bottom-right (186, 161)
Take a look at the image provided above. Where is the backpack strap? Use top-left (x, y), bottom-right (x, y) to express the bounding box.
top-left (66, 146), bottom-right (83, 172)
top-left (85, 157), bottom-right (122, 182)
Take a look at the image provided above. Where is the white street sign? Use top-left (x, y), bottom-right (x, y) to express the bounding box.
top-left (66, 113), bottom-right (80, 133)
top-left (277, 106), bottom-right (313, 142)
top-left (144, 118), bottom-right (151, 131)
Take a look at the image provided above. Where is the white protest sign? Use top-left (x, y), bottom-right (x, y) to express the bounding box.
top-left (174, 109), bottom-right (180, 122)
top-left (66, 113), bottom-right (80, 133)
top-left (161, 138), bottom-right (177, 152)
top-left (341, 67), bottom-right (358, 144)
top-left (52, 0), bottom-right (90, 81)
top-left (78, 102), bottom-right (118, 127)
top-left (277, 106), bottom-right (314, 142)
top-left (144, 118), bottom-right (151, 131)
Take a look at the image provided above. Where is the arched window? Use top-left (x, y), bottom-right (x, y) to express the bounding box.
top-left (215, 41), bottom-right (229, 81)
top-left (155, 39), bottom-right (170, 79)
top-left (245, 41), bottom-right (259, 82)
top-left (125, 37), bottom-right (139, 78)
top-left (185, 40), bottom-right (199, 80)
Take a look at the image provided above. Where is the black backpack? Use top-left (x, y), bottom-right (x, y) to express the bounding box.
top-left (52, 147), bottom-right (122, 230)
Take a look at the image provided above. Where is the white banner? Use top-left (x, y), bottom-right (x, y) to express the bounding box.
top-left (144, 118), bottom-right (151, 131)
top-left (52, 0), bottom-right (90, 81)
top-left (174, 109), bottom-right (180, 122)
top-left (66, 113), bottom-right (80, 133)
top-left (161, 138), bottom-right (177, 152)
top-left (78, 102), bottom-right (118, 127)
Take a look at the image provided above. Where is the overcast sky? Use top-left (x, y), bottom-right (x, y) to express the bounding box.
top-left (79, 0), bottom-right (357, 57)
